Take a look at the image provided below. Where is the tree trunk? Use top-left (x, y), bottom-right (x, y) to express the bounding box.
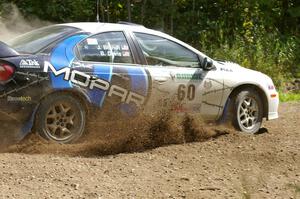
top-left (127, 0), bottom-right (131, 22)
top-left (100, 0), bottom-right (104, 22)
top-left (170, 0), bottom-right (174, 35)
top-left (141, 0), bottom-right (147, 24)
top-left (105, 0), bottom-right (109, 22)
top-left (281, 0), bottom-right (289, 33)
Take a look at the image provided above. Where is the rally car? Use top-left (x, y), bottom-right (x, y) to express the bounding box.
top-left (0, 22), bottom-right (279, 143)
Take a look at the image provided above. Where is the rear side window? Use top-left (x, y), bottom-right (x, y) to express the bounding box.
top-left (76, 31), bottom-right (133, 64)
top-left (8, 26), bottom-right (79, 54)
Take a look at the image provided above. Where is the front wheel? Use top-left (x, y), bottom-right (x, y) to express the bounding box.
top-left (232, 89), bottom-right (263, 134)
top-left (35, 93), bottom-right (86, 143)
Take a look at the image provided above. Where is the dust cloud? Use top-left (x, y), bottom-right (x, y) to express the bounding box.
top-left (4, 110), bottom-right (233, 157)
top-left (0, 4), bottom-right (50, 42)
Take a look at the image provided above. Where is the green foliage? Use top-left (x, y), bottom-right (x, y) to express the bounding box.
top-left (279, 92), bottom-right (300, 102)
top-left (0, 0), bottom-right (299, 88)
top-left (211, 31), bottom-right (298, 86)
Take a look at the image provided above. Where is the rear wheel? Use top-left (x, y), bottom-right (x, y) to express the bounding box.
top-left (232, 89), bottom-right (263, 134)
top-left (35, 93), bottom-right (86, 143)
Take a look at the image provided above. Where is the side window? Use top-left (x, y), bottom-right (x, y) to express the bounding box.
top-left (77, 31), bottom-right (133, 64)
top-left (134, 33), bottom-right (199, 67)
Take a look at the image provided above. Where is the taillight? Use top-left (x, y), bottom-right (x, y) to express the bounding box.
top-left (0, 63), bottom-right (14, 82)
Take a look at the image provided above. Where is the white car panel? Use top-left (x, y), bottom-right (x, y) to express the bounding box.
top-left (65, 22), bottom-right (279, 121)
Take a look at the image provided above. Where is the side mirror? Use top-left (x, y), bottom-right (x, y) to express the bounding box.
top-left (201, 57), bottom-right (214, 71)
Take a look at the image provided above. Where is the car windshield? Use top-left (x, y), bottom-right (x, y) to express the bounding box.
top-left (7, 26), bottom-right (79, 54)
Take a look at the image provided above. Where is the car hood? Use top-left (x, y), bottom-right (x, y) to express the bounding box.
top-left (214, 60), bottom-right (274, 85)
top-left (215, 60), bottom-right (252, 72)
top-left (215, 61), bottom-right (265, 75)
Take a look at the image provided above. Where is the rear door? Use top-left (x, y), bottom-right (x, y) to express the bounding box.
top-left (74, 31), bottom-right (150, 116)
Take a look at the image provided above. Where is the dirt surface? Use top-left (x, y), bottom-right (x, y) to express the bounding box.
top-left (0, 102), bottom-right (299, 198)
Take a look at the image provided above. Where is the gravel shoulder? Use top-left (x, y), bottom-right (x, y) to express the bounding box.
top-left (0, 102), bottom-right (299, 198)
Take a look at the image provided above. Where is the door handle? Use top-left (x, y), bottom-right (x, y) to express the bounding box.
top-left (113, 73), bottom-right (130, 81)
top-left (154, 77), bottom-right (169, 83)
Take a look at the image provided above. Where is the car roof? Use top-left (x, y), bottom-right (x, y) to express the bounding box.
top-left (56, 22), bottom-right (207, 59)
top-left (62, 22), bottom-right (150, 34)
top-left (59, 22), bottom-right (181, 43)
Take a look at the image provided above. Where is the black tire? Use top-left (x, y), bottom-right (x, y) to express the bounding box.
top-left (232, 89), bottom-right (263, 134)
top-left (35, 93), bottom-right (86, 143)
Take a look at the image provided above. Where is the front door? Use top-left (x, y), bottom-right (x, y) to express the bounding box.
top-left (132, 32), bottom-right (224, 119)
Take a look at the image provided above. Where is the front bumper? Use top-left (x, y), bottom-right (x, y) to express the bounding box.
top-left (267, 91), bottom-right (279, 120)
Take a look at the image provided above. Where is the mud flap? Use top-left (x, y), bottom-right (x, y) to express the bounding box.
top-left (0, 106), bottom-right (37, 148)
top-left (217, 98), bottom-right (231, 124)
top-left (0, 115), bottom-right (23, 148)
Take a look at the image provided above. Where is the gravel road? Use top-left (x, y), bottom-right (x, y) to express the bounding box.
top-left (0, 102), bottom-right (299, 198)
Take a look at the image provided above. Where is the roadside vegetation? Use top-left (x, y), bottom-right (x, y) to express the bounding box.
top-left (0, 0), bottom-right (299, 100)
top-left (279, 91), bottom-right (300, 102)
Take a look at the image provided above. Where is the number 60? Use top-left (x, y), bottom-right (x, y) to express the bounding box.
top-left (177, 84), bottom-right (195, 101)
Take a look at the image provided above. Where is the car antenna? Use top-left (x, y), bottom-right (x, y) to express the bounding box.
top-left (96, 0), bottom-right (100, 22)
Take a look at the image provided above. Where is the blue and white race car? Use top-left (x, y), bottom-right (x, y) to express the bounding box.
top-left (0, 22), bottom-right (279, 143)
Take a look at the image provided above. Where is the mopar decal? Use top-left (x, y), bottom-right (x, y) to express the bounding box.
top-left (44, 61), bottom-right (145, 106)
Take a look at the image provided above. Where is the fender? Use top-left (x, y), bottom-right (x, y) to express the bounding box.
top-left (0, 41), bottom-right (19, 58)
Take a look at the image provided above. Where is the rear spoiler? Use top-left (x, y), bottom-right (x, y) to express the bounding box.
top-left (0, 41), bottom-right (19, 58)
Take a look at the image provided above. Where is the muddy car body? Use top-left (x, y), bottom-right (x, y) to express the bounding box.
top-left (0, 22), bottom-right (279, 143)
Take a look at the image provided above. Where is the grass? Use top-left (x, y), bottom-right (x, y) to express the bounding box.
top-left (294, 184), bottom-right (300, 193)
top-left (279, 92), bottom-right (300, 102)
top-left (287, 183), bottom-right (300, 197)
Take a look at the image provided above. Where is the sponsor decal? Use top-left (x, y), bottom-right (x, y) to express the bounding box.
top-left (19, 59), bottom-right (40, 69)
top-left (175, 73), bottom-right (203, 81)
top-left (220, 68), bottom-right (233, 72)
top-left (172, 103), bottom-right (187, 113)
top-left (191, 103), bottom-right (202, 112)
top-left (43, 61), bottom-right (145, 107)
top-left (7, 95), bottom-right (32, 102)
top-left (170, 72), bottom-right (176, 80)
top-left (204, 80), bottom-right (213, 89)
top-left (86, 38), bottom-right (98, 45)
